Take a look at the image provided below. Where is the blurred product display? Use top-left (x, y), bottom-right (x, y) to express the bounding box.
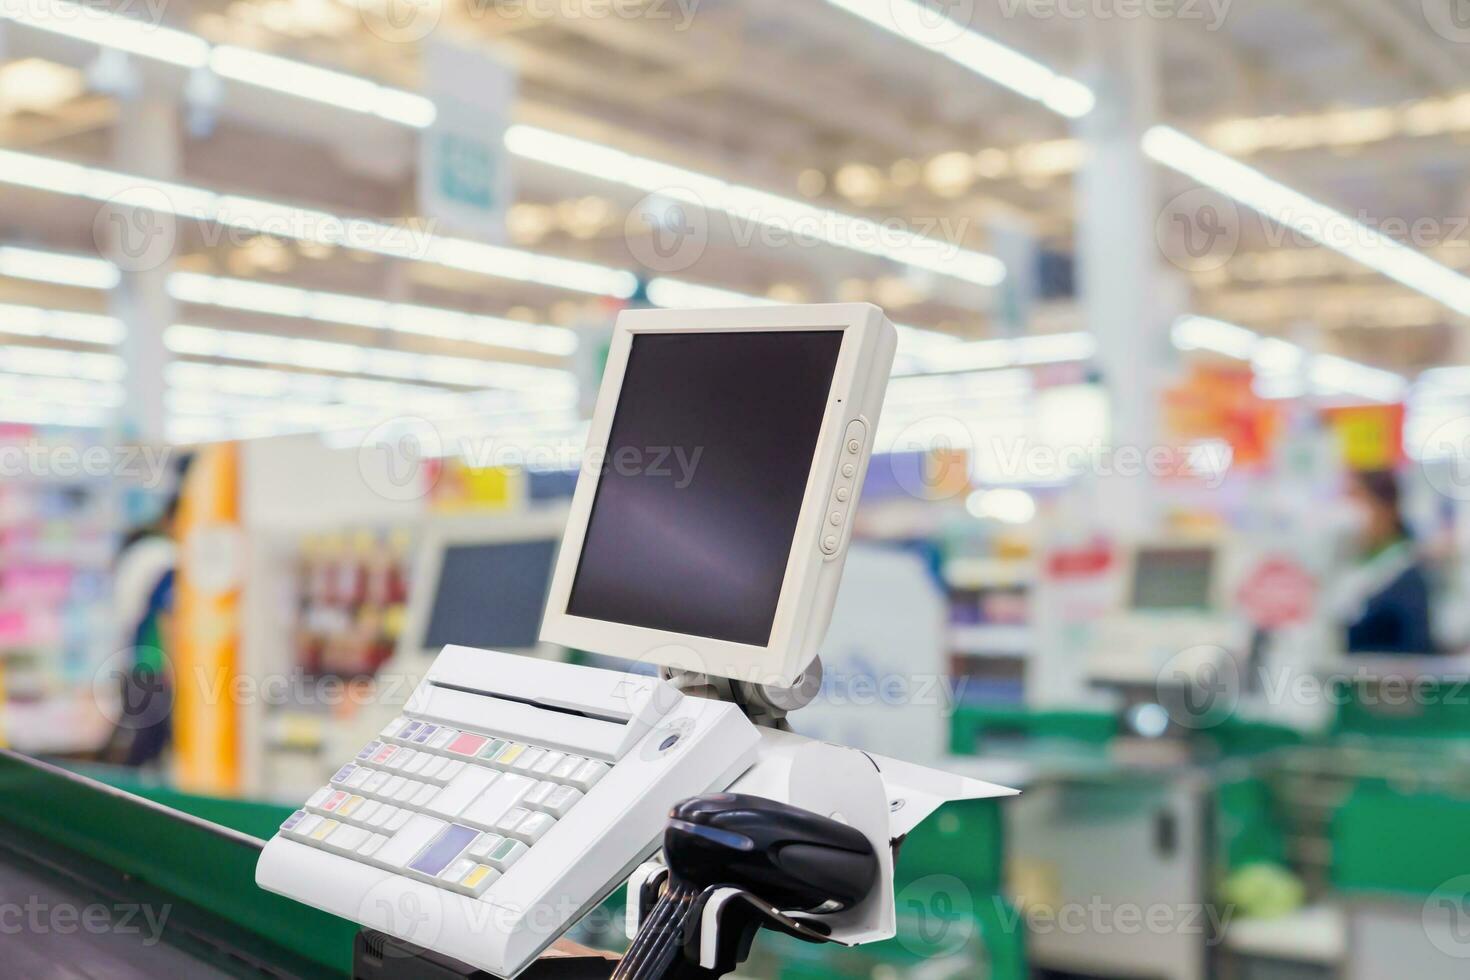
top-left (2, 0), bottom-right (1470, 976)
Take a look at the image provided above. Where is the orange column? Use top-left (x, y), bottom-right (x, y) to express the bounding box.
top-left (172, 443), bottom-right (243, 795)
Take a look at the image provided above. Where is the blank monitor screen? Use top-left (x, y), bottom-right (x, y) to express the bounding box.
top-left (424, 540), bottom-right (558, 651)
top-left (1131, 547), bottom-right (1215, 612)
top-left (567, 330), bottom-right (844, 646)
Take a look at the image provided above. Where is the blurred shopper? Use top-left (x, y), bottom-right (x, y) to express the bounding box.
top-left (1335, 469), bottom-right (1436, 655)
top-left (102, 455), bottom-right (191, 767)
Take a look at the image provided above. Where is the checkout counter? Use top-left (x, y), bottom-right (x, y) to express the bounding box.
top-left (945, 531), bottom-right (1470, 980)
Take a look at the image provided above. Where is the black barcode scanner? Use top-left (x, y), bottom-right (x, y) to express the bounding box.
top-left (612, 794), bottom-right (880, 980)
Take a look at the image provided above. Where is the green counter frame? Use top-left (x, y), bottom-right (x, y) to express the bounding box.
top-left (0, 749), bottom-right (358, 976)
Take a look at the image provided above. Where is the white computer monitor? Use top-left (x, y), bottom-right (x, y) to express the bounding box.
top-left (540, 303), bottom-right (897, 687)
top-left (398, 508), bottom-right (569, 663)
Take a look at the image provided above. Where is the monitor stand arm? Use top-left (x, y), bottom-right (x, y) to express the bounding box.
top-left (660, 657), bottom-right (825, 730)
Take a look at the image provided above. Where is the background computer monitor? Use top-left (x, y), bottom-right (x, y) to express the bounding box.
top-left (1129, 545), bottom-right (1217, 612)
top-left (540, 304), bottom-right (897, 687)
top-left (399, 508), bottom-right (568, 662)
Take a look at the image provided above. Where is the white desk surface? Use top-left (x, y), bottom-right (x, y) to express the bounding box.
top-left (1223, 904), bottom-right (1346, 964)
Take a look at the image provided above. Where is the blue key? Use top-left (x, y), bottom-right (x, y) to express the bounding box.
top-left (408, 825), bottom-right (479, 877)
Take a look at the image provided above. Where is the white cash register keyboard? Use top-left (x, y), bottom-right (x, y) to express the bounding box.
top-left (257, 646), bottom-right (762, 978)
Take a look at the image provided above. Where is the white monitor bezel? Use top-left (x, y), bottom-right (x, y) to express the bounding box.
top-left (397, 506), bottom-right (569, 664)
top-left (539, 303), bottom-right (890, 685)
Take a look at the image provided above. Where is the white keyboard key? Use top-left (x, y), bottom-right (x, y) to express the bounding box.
top-left (485, 837), bottom-right (527, 872)
top-left (359, 833), bottom-right (388, 858)
top-left (496, 807), bottom-right (530, 836)
top-left (337, 795), bottom-right (368, 819)
top-left (345, 768), bottom-right (373, 790)
top-left (439, 760), bottom-right (466, 782)
top-left (392, 779), bottom-right (422, 804)
top-left (384, 809), bottom-right (411, 832)
top-left (305, 786), bottom-right (332, 808)
top-left (419, 755), bottom-right (447, 780)
top-left (468, 834), bottom-right (504, 860)
top-left (542, 785), bottom-right (584, 818)
top-left (522, 781), bottom-right (556, 811)
top-left (459, 772), bottom-right (534, 830)
top-left (355, 800), bottom-right (381, 824)
top-left (411, 783), bottom-right (440, 808)
top-left (379, 718), bottom-right (407, 739)
top-left (362, 771), bottom-right (389, 795)
top-left (567, 761), bottom-right (609, 791)
top-left (532, 752), bottom-right (564, 776)
top-left (308, 818), bottom-right (340, 843)
top-left (324, 824), bottom-right (369, 854)
top-left (375, 814), bottom-right (448, 870)
top-left (403, 752), bottom-right (429, 774)
top-left (548, 755), bottom-right (582, 782)
top-left (366, 805), bottom-right (397, 829)
top-left (290, 813), bottom-right (323, 839)
top-left (382, 776), bottom-right (407, 799)
top-left (512, 811), bottom-right (556, 844)
top-left (426, 765), bottom-right (500, 818)
top-left (385, 748), bottom-right (413, 771)
top-left (512, 748), bottom-right (547, 773)
top-left (443, 858), bottom-right (476, 885)
top-left (428, 728), bottom-right (457, 750)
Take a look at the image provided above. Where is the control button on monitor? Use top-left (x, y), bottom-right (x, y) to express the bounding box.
top-left (829, 512), bottom-right (842, 526)
top-left (822, 536), bottom-right (838, 553)
top-left (847, 439), bottom-right (861, 454)
top-left (842, 464), bottom-right (856, 478)
top-left (835, 488), bottom-right (849, 502)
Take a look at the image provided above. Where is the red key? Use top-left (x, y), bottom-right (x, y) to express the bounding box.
top-left (447, 733), bottom-right (490, 757)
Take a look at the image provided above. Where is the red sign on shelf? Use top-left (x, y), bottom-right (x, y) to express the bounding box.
top-left (1237, 556), bottom-right (1317, 629)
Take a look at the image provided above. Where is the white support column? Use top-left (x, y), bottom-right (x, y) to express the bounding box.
top-left (105, 84), bottom-right (179, 444)
top-left (1074, 17), bottom-right (1172, 537)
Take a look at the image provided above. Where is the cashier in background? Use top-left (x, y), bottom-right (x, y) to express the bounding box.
top-left (1333, 469), bottom-right (1436, 655)
top-left (102, 455), bottom-right (191, 767)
